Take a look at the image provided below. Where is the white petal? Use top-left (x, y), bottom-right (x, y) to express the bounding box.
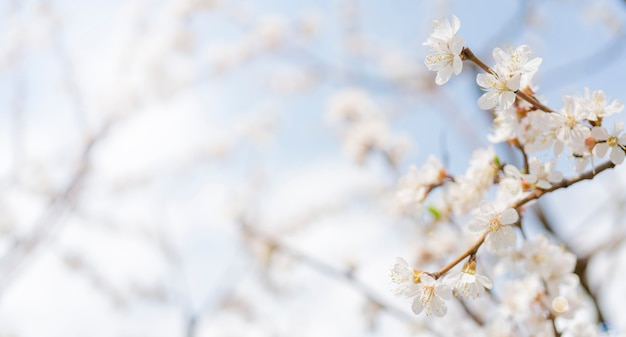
top-left (523, 173), bottom-right (538, 184)
top-left (429, 296), bottom-right (448, 317)
top-left (435, 66), bottom-right (453, 85)
top-left (475, 274), bottom-right (493, 289)
top-left (478, 92), bottom-right (498, 110)
top-left (449, 36), bottom-right (464, 56)
top-left (547, 170), bottom-right (563, 183)
top-left (420, 273), bottom-right (436, 286)
top-left (436, 283), bottom-right (452, 300)
top-left (476, 73), bottom-right (494, 87)
top-left (500, 208), bottom-right (519, 225)
top-left (506, 73), bottom-right (521, 91)
top-left (500, 91), bottom-right (516, 110)
top-left (395, 257), bottom-right (408, 267)
top-left (593, 143), bottom-right (609, 158)
top-left (411, 297), bottom-right (424, 315)
top-left (591, 127), bottom-right (609, 141)
top-left (492, 47), bottom-right (506, 64)
top-left (553, 140), bottom-right (564, 157)
top-left (504, 165), bottom-right (521, 179)
top-left (452, 55), bottom-right (463, 74)
top-left (467, 219), bottom-right (487, 233)
top-left (451, 15), bottom-right (460, 33)
top-left (523, 57), bottom-right (542, 72)
top-left (605, 99), bottom-right (624, 116)
top-left (487, 226), bottom-right (517, 253)
top-left (610, 148), bottom-right (625, 165)
top-left (535, 179), bottom-right (551, 190)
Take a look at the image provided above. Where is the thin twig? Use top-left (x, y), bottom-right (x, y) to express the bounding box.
top-left (461, 47), bottom-right (554, 113)
top-left (432, 160), bottom-right (616, 279)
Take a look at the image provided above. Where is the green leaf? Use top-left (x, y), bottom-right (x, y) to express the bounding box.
top-left (427, 206), bottom-right (441, 220)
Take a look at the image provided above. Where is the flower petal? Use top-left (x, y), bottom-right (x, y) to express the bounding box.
top-left (429, 296), bottom-right (448, 317)
top-left (435, 66), bottom-right (453, 85)
top-left (593, 143), bottom-right (609, 158)
top-left (591, 127), bottom-right (609, 140)
top-left (436, 283), bottom-right (452, 300)
top-left (411, 297), bottom-right (424, 315)
top-left (500, 208), bottom-right (519, 225)
top-left (610, 147), bottom-right (625, 165)
top-left (478, 92), bottom-right (498, 110)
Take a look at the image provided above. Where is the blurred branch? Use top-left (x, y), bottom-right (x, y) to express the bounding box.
top-left (0, 119), bottom-right (115, 295)
top-left (237, 219), bottom-right (431, 331)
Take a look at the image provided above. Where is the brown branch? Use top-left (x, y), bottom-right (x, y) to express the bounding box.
top-left (461, 47), bottom-right (554, 113)
top-left (431, 160), bottom-right (617, 279)
top-left (433, 232), bottom-right (486, 279)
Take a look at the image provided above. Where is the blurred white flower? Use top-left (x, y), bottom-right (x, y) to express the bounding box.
top-left (580, 88), bottom-right (624, 120)
top-left (448, 147), bottom-right (498, 216)
top-left (521, 235), bottom-right (578, 286)
top-left (523, 158), bottom-right (562, 189)
top-left (326, 88), bottom-right (376, 123)
top-left (396, 155), bottom-right (446, 211)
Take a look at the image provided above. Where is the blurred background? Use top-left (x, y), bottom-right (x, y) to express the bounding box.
top-left (1, 0), bottom-right (626, 336)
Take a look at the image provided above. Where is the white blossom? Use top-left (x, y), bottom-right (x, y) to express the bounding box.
top-left (492, 45), bottom-right (542, 88)
top-left (448, 147), bottom-right (498, 216)
top-left (519, 111), bottom-right (557, 153)
top-left (579, 88), bottom-right (624, 120)
top-left (552, 96), bottom-right (592, 152)
top-left (468, 201), bottom-right (519, 253)
top-left (591, 122), bottom-right (626, 165)
top-left (423, 15), bottom-right (464, 85)
top-left (411, 273), bottom-right (451, 317)
top-left (523, 157), bottom-right (563, 189)
top-left (488, 106), bottom-right (519, 143)
top-left (390, 257), bottom-right (419, 297)
top-left (444, 260), bottom-right (493, 299)
top-left (521, 235), bottom-right (577, 285)
top-left (477, 70), bottom-right (520, 110)
top-left (396, 155), bottom-right (446, 211)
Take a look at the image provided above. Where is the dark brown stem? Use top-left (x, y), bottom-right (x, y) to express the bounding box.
top-left (461, 47), bottom-right (493, 74)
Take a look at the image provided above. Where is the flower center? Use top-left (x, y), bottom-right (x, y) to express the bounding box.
top-left (565, 114), bottom-right (577, 129)
top-left (419, 285), bottom-right (435, 306)
top-left (488, 216), bottom-right (501, 232)
top-left (426, 54), bottom-right (453, 66)
top-left (607, 135), bottom-right (619, 147)
top-left (413, 270), bottom-right (422, 283)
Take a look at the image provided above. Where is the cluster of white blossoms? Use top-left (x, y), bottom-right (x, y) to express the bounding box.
top-left (391, 14), bottom-right (626, 336)
top-left (476, 45), bottom-right (542, 110)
